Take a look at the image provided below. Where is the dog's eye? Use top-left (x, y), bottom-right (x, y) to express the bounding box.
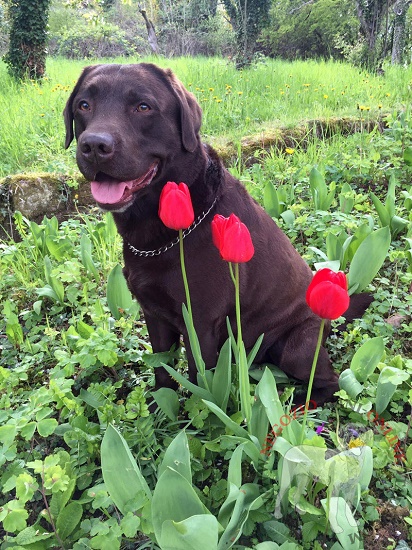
top-left (136, 103), bottom-right (150, 112)
top-left (78, 100), bottom-right (90, 111)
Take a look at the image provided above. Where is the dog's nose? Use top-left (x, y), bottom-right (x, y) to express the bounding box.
top-left (79, 133), bottom-right (115, 162)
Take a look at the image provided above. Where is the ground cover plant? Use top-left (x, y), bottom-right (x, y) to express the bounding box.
top-left (0, 56), bottom-right (412, 549)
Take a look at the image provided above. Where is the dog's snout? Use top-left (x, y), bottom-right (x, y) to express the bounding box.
top-left (79, 132), bottom-right (115, 162)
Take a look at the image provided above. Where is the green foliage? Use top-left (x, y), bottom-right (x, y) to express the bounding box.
top-left (1, 57), bottom-right (412, 548)
top-left (4, 0), bottom-right (51, 79)
top-left (55, 21), bottom-right (145, 59)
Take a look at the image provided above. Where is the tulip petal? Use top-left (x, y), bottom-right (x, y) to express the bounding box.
top-left (306, 280), bottom-right (350, 320)
top-left (159, 181), bottom-right (194, 230)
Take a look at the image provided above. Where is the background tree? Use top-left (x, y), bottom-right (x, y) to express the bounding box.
top-left (391, 0), bottom-right (412, 63)
top-left (261, 0), bottom-right (359, 61)
top-left (4, 0), bottom-right (51, 79)
top-left (221, 0), bottom-right (271, 67)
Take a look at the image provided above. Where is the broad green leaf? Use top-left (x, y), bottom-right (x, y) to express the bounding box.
top-left (12, 526), bottom-right (53, 545)
top-left (390, 215), bottom-right (408, 238)
top-left (46, 236), bottom-right (72, 261)
top-left (158, 431), bottom-right (192, 484)
top-left (160, 515), bottom-right (219, 550)
top-left (404, 145), bottom-right (412, 166)
top-left (217, 483), bottom-right (263, 549)
top-left (370, 192), bottom-right (391, 227)
top-left (376, 367), bottom-right (410, 414)
top-left (106, 264), bottom-right (136, 319)
top-left (280, 209), bottom-right (295, 226)
top-left (347, 227), bottom-right (391, 294)
top-left (309, 167), bottom-right (327, 210)
top-left (120, 512), bottom-right (141, 538)
top-left (152, 467), bottom-right (210, 544)
top-left (338, 370), bottom-right (363, 399)
top-left (350, 337), bottom-right (384, 382)
top-left (263, 520), bottom-right (291, 544)
top-left (101, 424), bottom-right (152, 516)
top-left (254, 543), bottom-right (280, 550)
top-left (56, 501), bottom-right (83, 540)
top-left (80, 233), bottom-right (100, 279)
top-left (264, 181), bottom-right (281, 218)
top-left (256, 368), bottom-right (285, 433)
top-left (321, 496), bottom-right (360, 550)
top-left (37, 418), bottom-right (58, 438)
top-left (152, 388), bottom-right (180, 421)
top-left (227, 444), bottom-right (245, 489)
top-left (212, 339), bottom-right (232, 411)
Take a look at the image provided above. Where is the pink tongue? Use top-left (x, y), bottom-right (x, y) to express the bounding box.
top-left (91, 180), bottom-right (131, 204)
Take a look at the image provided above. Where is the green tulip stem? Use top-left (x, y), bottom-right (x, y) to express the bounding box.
top-left (300, 317), bottom-right (325, 444)
top-left (179, 229), bottom-right (209, 391)
top-left (179, 229), bottom-right (192, 320)
top-left (233, 262), bottom-right (252, 430)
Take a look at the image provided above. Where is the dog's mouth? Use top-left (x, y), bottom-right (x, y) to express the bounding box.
top-left (90, 163), bottom-right (158, 208)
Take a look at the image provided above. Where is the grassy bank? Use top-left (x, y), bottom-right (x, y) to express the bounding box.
top-left (0, 56), bottom-right (411, 177)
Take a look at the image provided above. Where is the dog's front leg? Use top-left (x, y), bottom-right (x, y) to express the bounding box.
top-left (144, 312), bottom-right (180, 390)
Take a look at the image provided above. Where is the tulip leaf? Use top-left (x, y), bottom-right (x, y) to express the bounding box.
top-left (349, 337), bottom-right (384, 382)
top-left (321, 497), bottom-right (360, 550)
top-left (264, 181), bottom-right (281, 218)
top-left (212, 339), bottom-right (232, 412)
top-left (151, 387), bottom-right (180, 421)
top-left (152, 467), bottom-right (211, 545)
top-left (404, 145), bottom-right (412, 166)
top-left (347, 226), bottom-right (391, 294)
top-left (158, 431), bottom-right (192, 484)
top-left (106, 264), bottom-right (138, 319)
top-left (101, 424), bottom-right (152, 516)
top-left (376, 367), bottom-right (410, 414)
top-left (159, 515), bottom-right (219, 550)
top-left (338, 370), bottom-right (364, 399)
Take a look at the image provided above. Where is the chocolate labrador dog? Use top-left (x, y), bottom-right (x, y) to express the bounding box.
top-left (64, 63), bottom-right (368, 403)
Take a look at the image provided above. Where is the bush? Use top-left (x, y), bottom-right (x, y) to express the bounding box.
top-left (51, 21), bottom-right (150, 59)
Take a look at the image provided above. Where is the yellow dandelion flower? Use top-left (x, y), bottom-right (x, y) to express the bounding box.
top-left (378, 103), bottom-right (383, 109)
top-left (348, 438), bottom-right (365, 449)
top-left (386, 93), bottom-right (391, 97)
top-left (314, 88), bottom-right (318, 92)
top-left (323, 94), bottom-right (328, 99)
top-left (215, 99), bottom-right (222, 103)
top-left (209, 87), bottom-right (214, 92)
top-left (341, 91), bottom-right (345, 95)
top-left (303, 83), bottom-right (310, 87)
top-left (285, 147), bottom-right (295, 155)
top-left (238, 91), bottom-right (243, 95)
top-left (280, 91), bottom-right (285, 95)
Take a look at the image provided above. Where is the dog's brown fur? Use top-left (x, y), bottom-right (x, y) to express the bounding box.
top-left (64, 63), bottom-right (370, 403)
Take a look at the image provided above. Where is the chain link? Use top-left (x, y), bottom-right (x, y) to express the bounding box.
top-left (127, 196), bottom-right (218, 257)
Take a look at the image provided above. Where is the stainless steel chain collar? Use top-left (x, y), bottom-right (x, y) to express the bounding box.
top-left (127, 196), bottom-right (218, 257)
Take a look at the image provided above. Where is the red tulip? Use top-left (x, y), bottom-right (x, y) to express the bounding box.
top-left (306, 268), bottom-right (350, 320)
top-left (159, 182), bottom-right (194, 230)
top-left (211, 213), bottom-right (254, 263)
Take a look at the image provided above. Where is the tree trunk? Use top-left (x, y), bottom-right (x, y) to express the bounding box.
top-left (138, 5), bottom-right (159, 54)
top-left (391, 0), bottom-right (412, 64)
top-left (5, 0), bottom-right (51, 80)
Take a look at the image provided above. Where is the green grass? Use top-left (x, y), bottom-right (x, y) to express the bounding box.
top-left (0, 56), bottom-right (412, 177)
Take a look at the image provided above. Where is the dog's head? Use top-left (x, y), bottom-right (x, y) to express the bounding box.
top-left (64, 63), bottom-right (202, 212)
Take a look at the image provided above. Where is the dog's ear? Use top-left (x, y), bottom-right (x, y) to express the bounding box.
top-left (168, 73), bottom-right (202, 153)
top-left (63, 66), bottom-right (96, 149)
